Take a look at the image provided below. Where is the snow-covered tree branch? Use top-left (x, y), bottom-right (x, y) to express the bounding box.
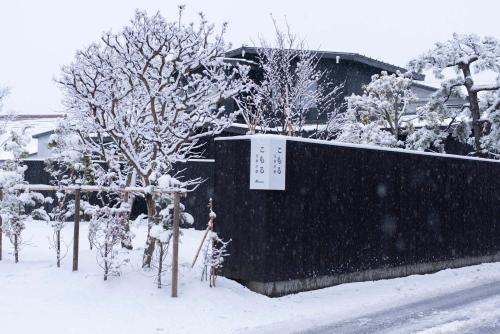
top-left (408, 33), bottom-right (500, 155)
top-left (241, 18), bottom-right (342, 136)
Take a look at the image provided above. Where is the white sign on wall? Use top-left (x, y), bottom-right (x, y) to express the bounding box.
top-left (250, 136), bottom-right (286, 190)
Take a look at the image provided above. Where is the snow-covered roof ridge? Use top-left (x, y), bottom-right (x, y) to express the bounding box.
top-left (0, 114), bottom-right (65, 121)
top-left (215, 134), bottom-right (500, 164)
top-left (226, 46), bottom-right (425, 81)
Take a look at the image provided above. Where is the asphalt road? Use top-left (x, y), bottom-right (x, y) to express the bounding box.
top-left (298, 281), bottom-right (500, 334)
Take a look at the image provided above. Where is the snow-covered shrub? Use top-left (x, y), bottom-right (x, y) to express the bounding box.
top-left (0, 130), bottom-right (49, 263)
top-left (329, 71), bottom-right (416, 147)
top-left (150, 181), bottom-right (193, 288)
top-left (202, 231), bottom-right (230, 288)
top-left (200, 203), bottom-right (230, 287)
top-left (84, 199), bottom-right (134, 281)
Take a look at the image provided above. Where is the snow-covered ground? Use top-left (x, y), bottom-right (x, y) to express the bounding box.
top-left (1, 221), bottom-right (500, 334)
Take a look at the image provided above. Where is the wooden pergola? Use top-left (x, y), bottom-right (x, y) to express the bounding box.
top-left (0, 184), bottom-right (185, 297)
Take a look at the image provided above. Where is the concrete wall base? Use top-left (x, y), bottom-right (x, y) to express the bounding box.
top-left (243, 254), bottom-right (500, 297)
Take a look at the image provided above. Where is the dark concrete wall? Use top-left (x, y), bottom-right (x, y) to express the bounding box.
top-left (214, 136), bottom-right (500, 296)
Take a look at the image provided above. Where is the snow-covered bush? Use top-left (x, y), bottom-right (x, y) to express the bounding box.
top-left (200, 202), bottom-right (230, 287)
top-left (408, 33), bottom-right (500, 155)
top-left (202, 231), bottom-right (230, 288)
top-left (58, 7), bottom-right (251, 267)
top-left (84, 198), bottom-right (134, 281)
top-left (150, 177), bottom-right (193, 288)
top-left (329, 71), bottom-right (416, 147)
top-left (0, 130), bottom-right (49, 263)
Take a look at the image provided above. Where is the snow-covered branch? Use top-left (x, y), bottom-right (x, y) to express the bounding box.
top-left (408, 33), bottom-right (500, 155)
top-left (240, 18), bottom-right (342, 136)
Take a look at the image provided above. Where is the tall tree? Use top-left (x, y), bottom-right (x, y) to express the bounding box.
top-left (241, 18), bottom-right (341, 136)
top-left (408, 33), bottom-right (500, 155)
top-left (59, 8), bottom-right (251, 267)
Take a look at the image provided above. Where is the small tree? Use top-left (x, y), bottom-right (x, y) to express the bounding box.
top-left (201, 200), bottom-right (230, 287)
top-left (408, 33), bottom-right (500, 155)
top-left (150, 175), bottom-right (193, 288)
top-left (45, 120), bottom-right (96, 266)
top-left (0, 130), bottom-right (49, 263)
top-left (331, 71), bottom-right (417, 147)
top-left (242, 18), bottom-right (341, 136)
top-left (84, 196), bottom-right (133, 281)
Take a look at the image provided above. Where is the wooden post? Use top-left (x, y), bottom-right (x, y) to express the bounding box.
top-left (191, 198), bottom-right (213, 268)
top-left (191, 227), bottom-right (209, 268)
top-left (72, 188), bottom-right (81, 271)
top-left (171, 192), bottom-right (181, 297)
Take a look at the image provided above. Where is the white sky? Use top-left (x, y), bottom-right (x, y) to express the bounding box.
top-left (0, 0), bottom-right (499, 115)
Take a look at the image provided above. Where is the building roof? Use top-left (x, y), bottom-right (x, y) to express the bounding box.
top-left (225, 47), bottom-right (425, 81)
top-left (32, 129), bottom-right (55, 138)
top-left (0, 114), bottom-right (62, 160)
top-left (0, 113), bottom-right (65, 121)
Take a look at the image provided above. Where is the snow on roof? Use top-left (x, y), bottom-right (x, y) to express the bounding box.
top-left (0, 114), bottom-right (62, 160)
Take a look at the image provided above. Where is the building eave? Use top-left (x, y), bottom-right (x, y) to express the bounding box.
top-left (226, 47), bottom-right (425, 80)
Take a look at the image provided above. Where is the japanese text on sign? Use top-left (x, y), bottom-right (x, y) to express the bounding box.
top-left (250, 136), bottom-right (286, 190)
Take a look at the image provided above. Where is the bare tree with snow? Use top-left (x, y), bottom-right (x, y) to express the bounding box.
top-left (408, 33), bottom-right (500, 155)
top-left (330, 71), bottom-right (417, 147)
top-left (241, 18), bottom-right (341, 136)
top-left (59, 8), bottom-right (251, 267)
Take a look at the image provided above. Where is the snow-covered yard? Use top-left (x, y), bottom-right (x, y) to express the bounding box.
top-left (2, 220), bottom-right (500, 334)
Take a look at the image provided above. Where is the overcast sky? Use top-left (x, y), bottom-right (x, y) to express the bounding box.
top-left (0, 0), bottom-right (499, 115)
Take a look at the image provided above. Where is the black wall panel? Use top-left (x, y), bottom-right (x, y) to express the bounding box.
top-left (214, 137), bottom-right (500, 285)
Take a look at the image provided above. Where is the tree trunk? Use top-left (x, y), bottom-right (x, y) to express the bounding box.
top-left (56, 230), bottom-right (61, 268)
top-left (157, 242), bottom-right (163, 289)
top-left (142, 193), bottom-right (156, 268)
top-left (461, 65), bottom-right (483, 154)
top-left (14, 233), bottom-right (19, 263)
top-left (121, 171), bottom-right (135, 250)
top-left (104, 243), bottom-right (109, 281)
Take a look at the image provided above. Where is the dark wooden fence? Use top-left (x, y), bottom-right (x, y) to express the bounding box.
top-left (213, 135), bottom-right (500, 296)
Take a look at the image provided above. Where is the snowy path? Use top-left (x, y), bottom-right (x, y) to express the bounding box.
top-left (299, 281), bottom-right (500, 334)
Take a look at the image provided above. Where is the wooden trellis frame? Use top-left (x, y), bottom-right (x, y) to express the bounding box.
top-left (0, 184), bottom-right (185, 298)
